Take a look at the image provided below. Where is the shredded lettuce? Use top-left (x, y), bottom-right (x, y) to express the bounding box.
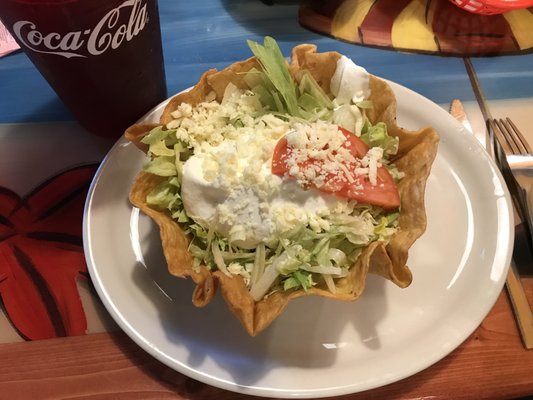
top-left (247, 37), bottom-right (300, 116)
top-left (283, 270), bottom-right (315, 291)
top-left (246, 37), bottom-right (335, 121)
top-left (141, 126), bottom-right (175, 145)
top-left (360, 122), bottom-right (399, 156)
top-left (146, 181), bottom-right (180, 210)
top-left (297, 70), bottom-right (333, 113)
top-left (143, 156), bottom-right (177, 177)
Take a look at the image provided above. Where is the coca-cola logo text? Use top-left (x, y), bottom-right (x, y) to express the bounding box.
top-left (12, 0), bottom-right (148, 58)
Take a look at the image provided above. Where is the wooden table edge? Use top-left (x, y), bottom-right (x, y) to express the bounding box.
top-left (0, 278), bottom-right (531, 400)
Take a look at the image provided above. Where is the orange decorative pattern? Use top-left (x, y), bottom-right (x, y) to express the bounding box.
top-left (0, 165), bottom-right (97, 340)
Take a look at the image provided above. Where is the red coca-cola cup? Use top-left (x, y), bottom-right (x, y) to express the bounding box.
top-left (0, 0), bottom-right (167, 137)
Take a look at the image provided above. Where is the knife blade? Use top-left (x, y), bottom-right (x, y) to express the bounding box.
top-left (449, 99), bottom-right (473, 134)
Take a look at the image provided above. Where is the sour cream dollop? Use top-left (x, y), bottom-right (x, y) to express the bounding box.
top-left (330, 55), bottom-right (370, 104)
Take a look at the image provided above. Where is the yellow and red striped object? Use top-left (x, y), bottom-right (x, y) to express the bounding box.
top-left (299, 0), bottom-right (533, 56)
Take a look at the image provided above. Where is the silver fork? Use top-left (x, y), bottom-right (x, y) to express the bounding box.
top-left (488, 117), bottom-right (533, 349)
top-left (489, 118), bottom-right (533, 234)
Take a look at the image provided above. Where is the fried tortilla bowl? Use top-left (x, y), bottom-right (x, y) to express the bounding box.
top-left (126, 44), bottom-right (439, 336)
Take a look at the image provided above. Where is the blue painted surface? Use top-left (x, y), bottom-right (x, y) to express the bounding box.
top-left (471, 55), bottom-right (533, 101)
top-left (0, 0), bottom-right (530, 124)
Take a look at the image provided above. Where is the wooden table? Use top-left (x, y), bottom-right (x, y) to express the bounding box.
top-left (1, 279), bottom-right (531, 399)
top-left (1, 1), bottom-right (532, 399)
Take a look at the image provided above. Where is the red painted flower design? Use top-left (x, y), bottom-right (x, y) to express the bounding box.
top-left (0, 164), bottom-right (98, 340)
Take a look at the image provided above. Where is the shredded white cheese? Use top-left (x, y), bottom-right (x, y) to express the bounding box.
top-left (178, 86), bottom-right (346, 248)
top-left (279, 121), bottom-right (382, 196)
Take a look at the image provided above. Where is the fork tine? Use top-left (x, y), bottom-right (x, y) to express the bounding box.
top-left (505, 118), bottom-right (532, 154)
top-left (490, 118), bottom-right (515, 157)
top-left (497, 119), bottom-right (522, 154)
top-left (498, 118), bottom-right (526, 155)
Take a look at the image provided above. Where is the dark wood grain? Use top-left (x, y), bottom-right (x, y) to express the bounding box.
top-left (0, 278), bottom-right (532, 400)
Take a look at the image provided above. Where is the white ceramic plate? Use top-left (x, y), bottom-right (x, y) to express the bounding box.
top-left (83, 81), bottom-right (514, 398)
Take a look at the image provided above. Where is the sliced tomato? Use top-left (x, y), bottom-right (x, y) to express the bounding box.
top-left (338, 167), bottom-right (400, 210)
top-left (338, 126), bottom-right (368, 158)
top-left (319, 173), bottom-right (346, 193)
top-left (271, 126), bottom-right (400, 210)
top-left (271, 136), bottom-right (289, 175)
